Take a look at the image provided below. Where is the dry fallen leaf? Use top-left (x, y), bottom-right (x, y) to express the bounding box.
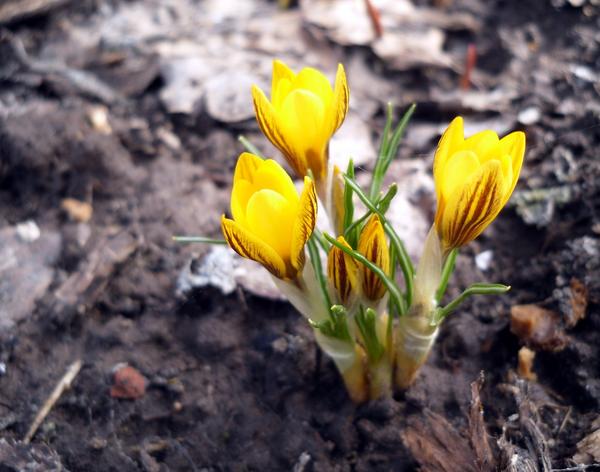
top-left (61, 198), bottom-right (93, 223)
top-left (110, 364), bottom-right (146, 400)
top-left (510, 304), bottom-right (568, 352)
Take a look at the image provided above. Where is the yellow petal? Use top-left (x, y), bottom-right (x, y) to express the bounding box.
top-left (251, 85), bottom-right (301, 175)
top-left (279, 89), bottom-right (328, 178)
top-left (498, 131), bottom-right (526, 197)
top-left (221, 216), bottom-right (286, 279)
top-left (231, 179), bottom-right (253, 225)
top-left (290, 177), bottom-right (317, 271)
top-left (246, 189), bottom-right (296, 261)
top-left (433, 116), bottom-right (464, 195)
top-left (438, 150), bottom-right (480, 204)
top-left (462, 130), bottom-right (499, 160)
top-left (439, 160), bottom-right (505, 249)
top-left (233, 152), bottom-right (263, 183)
top-left (326, 63), bottom-right (349, 135)
top-left (271, 60), bottom-right (295, 109)
top-left (357, 215), bottom-right (389, 301)
top-left (253, 159), bottom-right (299, 204)
top-left (327, 236), bottom-right (360, 305)
top-left (293, 67), bottom-right (333, 105)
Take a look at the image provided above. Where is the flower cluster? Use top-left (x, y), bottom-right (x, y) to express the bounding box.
top-left (190, 60), bottom-right (525, 402)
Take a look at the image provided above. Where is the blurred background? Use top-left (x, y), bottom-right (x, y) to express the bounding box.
top-left (0, 0), bottom-right (599, 470)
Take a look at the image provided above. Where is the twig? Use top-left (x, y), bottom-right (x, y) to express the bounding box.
top-left (460, 43), bottom-right (477, 91)
top-left (552, 466), bottom-right (600, 471)
top-left (23, 359), bottom-right (82, 444)
top-left (364, 0), bottom-right (383, 38)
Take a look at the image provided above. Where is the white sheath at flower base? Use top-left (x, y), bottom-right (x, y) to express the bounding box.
top-left (395, 226), bottom-right (442, 388)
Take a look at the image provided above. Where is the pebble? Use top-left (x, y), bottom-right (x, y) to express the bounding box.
top-left (15, 220), bottom-right (40, 243)
top-left (518, 106), bottom-right (541, 125)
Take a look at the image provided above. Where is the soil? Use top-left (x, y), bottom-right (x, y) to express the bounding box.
top-left (1, 0), bottom-right (599, 471)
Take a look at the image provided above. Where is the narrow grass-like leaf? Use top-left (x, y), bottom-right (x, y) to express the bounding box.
top-left (173, 236), bottom-right (227, 244)
top-left (238, 135), bottom-right (264, 157)
top-left (434, 283), bottom-right (511, 324)
top-left (343, 159), bottom-right (355, 231)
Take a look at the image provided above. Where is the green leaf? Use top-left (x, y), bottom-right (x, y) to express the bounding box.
top-left (307, 235), bottom-right (332, 310)
top-left (370, 102), bottom-right (395, 200)
top-left (434, 283), bottom-right (511, 324)
top-left (435, 248), bottom-right (458, 303)
top-left (324, 232), bottom-right (407, 316)
top-left (342, 159), bottom-right (355, 232)
top-left (172, 236), bottom-right (227, 244)
top-left (355, 307), bottom-right (385, 362)
top-left (369, 103), bottom-right (415, 200)
top-left (310, 305), bottom-right (353, 343)
top-left (238, 135), bottom-right (264, 157)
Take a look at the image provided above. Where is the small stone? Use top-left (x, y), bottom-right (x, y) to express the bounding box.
top-left (518, 107), bottom-right (541, 125)
top-left (475, 250), bottom-right (493, 271)
top-left (87, 105), bottom-right (112, 134)
top-left (173, 401), bottom-right (183, 412)
top-left (110, 364), bottom-right (147, 399)
top-left (15, 220), bottom-right (40, 243)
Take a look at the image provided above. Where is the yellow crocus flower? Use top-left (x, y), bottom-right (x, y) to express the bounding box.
top-left (251, 60), bottom-right (349, 189)
top-left (327, 236), bottom-right (360, 306)
top-left (433, 117), bottom-right (525, 251)
top-left (357, 215), bottom-right (389, 302)
top-left (221, 152), bottom-right (317, 281)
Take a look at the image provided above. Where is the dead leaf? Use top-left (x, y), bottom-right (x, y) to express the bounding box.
top-left (510, 304), bottom-right (568, 352)
top-left (402, 410), bottom-right (480, 472)
top-left (110, 364), bottom-right (146, 400)
top-left (573, 425), bottom-right (600, 464)
top-left (566, 277), bottom-right (588, 328)
top-left (61, 198), bottom-right (93, 223)
top-left (468, 373), bottom-right (496, 471)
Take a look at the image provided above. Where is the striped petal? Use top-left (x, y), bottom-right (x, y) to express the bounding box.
top-left (357, 215), bottom-right (389, 301)
top-left (234, 152), bottom-right (263, 183)
top-left (439, 160), bottom-right (505, 250)
top-left (221, 216), bottom-right (287, 279)
top-left (498, 131), bottom-right (526, 198)
top-left (271, 60), bottom-right (296, 109)
top-left (327, 236), bottom-right (360, 305)
top-left (290, 177), bottom-right (317, 271)
top-left (327, 63), bottom-right (349, 135)
top-left (433, 116), bottom-right (464, 199)
top-left (251, 85), bottom-right (301, 176)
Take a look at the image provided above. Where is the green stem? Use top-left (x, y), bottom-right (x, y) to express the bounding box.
top-left (435, 248), bottom-right (458, 303)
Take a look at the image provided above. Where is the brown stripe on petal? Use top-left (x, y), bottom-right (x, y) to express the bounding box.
top-left (446, 167), bottom-right (502, 248)
top-left (252, 93), bottom-right (304, 176)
